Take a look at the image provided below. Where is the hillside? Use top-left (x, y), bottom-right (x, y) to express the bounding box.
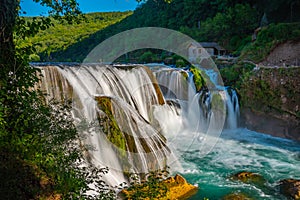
top-left (260, 41), bottom-right (300, 66)
top-left (17, 11), bottom-right (132, 62)
top-left (22, 0), bottom-right (300, 62)
top-left (239, 22), bottom-right (300, 63)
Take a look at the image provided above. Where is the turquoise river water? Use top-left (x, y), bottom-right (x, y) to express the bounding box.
top-left (175, 128), bottom-right (300, 200)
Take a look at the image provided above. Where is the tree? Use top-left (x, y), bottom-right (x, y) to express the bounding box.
top-left (0, 0), bottom-right (82, 125)
top-left (0, 0), bottom-right (82, 161)
top-left (0, 1), bottom-right (113, 199)
top-left (0, 0), bottom-right (18, 78)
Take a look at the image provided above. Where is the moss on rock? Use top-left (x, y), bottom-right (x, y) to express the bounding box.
top-left (190, 66), bottom-right (205, 92)
top-left (95, 96), bottom-right (126, 152)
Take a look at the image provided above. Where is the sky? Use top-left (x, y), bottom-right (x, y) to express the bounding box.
top-left (20, 0), bottom-right (139, 16)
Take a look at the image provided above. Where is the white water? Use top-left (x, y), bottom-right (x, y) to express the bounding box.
top-left (179, 128), bottom-right (300, 200)
top-left (37, 64), bottom-right (241, 187)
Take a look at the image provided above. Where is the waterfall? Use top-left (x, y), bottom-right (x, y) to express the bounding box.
top-left (153, 67), bottom-right (240, 132)
top-left (36, 64), bottom-right (240, 186)
top-left (225, 88), bottom-right (240, 129)
top-left (37, 64), bottom-right (170, 186)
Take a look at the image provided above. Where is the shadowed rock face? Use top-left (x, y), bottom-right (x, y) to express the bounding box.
top-left (241, 108), bottom-right (300, 141)
top-left (279, 179), bottom-right (300, 200)
top-left (239, 67), bottom-right (300, 141)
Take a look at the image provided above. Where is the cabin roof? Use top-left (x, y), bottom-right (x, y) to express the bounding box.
top-left (199, 42), bottom-right (226, 51)
top-left (188, 42), bottom-right (226, 51)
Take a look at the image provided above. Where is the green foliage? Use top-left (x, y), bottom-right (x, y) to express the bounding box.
top-left (240, 79), bottom-right (279, 110)
top-left (238, 67), bottom-right (300, 117)
top-left (0, 94), bottom-right (117, 199)
top-left (220, 63), bottom-right (254, 87)
top-left (197, 3), bottom-right (259, 50)
top-left (96, 97), bottom-right (126, 152)
top-left (139, 51), bottom-right (158, 63)
top-left (211, 93), bottom-right (224, 110)
top-left (17, 12), bottom-right (132, 62)
top-left (176, 59), bottom-right (186, 68)
top-left (190, 66), bottom-right (205, 92)
top-left (172, 54), bottom-right (189, 68)
top-left (126, 0), bottom-right (260, 52)
top-left (27, 0), bottom-right (83, 24)
top-left (124, 169), bottom-right (169, 200)
top-left (238, 69), bottom-right (281, 111)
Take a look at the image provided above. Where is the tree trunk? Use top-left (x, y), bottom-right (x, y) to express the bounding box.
top-left (0, 0), bottom-right (18, 71)
top-left (0, 0), bottom-right (19, 134)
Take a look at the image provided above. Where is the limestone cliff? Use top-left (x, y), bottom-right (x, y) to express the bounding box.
top-left (239, 67), bottom-right (300, 141)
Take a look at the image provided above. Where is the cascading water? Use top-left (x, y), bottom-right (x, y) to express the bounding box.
top-left (37, 64), bottom-right (240, 181)
top-left (37, 64), bottom-right (181, 186)
top-left (153, 66), bottom-right (240, 132)
top-left (225, 88), bottom-right (240, 129)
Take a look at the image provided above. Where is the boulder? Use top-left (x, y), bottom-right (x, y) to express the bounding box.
top-left (279, 179), bottom-right (300, 199)
top-left (230, 171), bottom-right (265, 186)
top-left (163, 174), bottom-right (198, 200)
top-left (222, 192), bottom-right (252, 200)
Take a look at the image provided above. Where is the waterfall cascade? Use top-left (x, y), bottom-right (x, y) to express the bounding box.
top-left (36, 64), bottom-right (240, 186)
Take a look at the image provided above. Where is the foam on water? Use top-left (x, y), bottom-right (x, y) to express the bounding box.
top-left (174, 128), bottom-right (300, 199)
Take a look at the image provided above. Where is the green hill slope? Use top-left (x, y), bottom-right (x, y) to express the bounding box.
top-left (18, 11), bottom-right (132, 62)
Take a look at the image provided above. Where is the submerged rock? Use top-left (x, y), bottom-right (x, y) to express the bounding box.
top-left (222, 192), bottom-right (252, 200)
top-left (230, 171), bottom-right (265, 185)
top-left (279, 179), bottom-right (300, 200)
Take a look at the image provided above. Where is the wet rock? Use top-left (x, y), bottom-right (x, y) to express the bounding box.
top-left (142, 66), bottom-right (165, 105)
top-left (230, 171), bottom-right (265, 185)
top-left (166, 99), bottom-right (181, 110)
top-left (222, 192), bottom-right (252, 200)
top-left (279, 179), bottom-right (300, 199)
top-left (174, 174), bottom-right (186, 184)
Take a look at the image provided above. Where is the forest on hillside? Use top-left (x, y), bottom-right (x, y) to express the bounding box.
top-left (20, 0), bottom-right (300, 62)
top-left (17, 12), bottom-right (132, 62)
